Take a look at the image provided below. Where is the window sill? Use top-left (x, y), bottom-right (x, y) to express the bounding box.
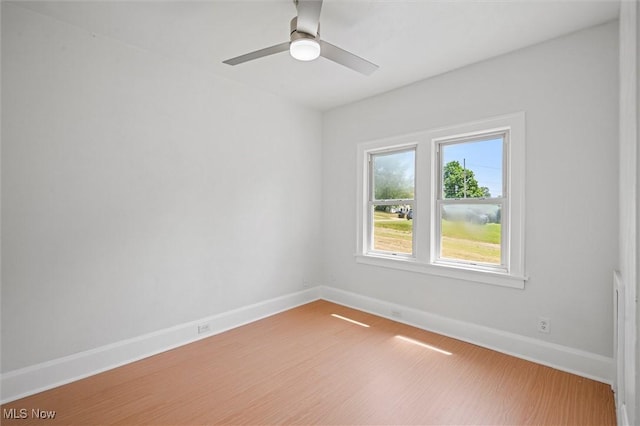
top-left (355, 254), bottom-right (527, 289)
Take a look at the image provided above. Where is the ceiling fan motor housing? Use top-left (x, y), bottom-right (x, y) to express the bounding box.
top-left (289, 17), bottom-right (321, 61)
top-left (290, 17), bottom-right (319, 41)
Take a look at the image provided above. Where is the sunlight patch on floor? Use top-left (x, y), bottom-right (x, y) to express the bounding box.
top-left (395, 335), bottom-right (452, 355)
top-left (331, 314), bottom-right (370, 328)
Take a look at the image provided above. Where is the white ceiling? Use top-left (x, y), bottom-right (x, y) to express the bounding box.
top-left (11, 0), bottom-right (620, 111)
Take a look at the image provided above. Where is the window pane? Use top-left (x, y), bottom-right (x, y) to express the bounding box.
top-left (441, 137), bottom-right (503, 199)
top-left (440, 204), bottom-right (501, 264)
top-left (373, 205), bottom-right (413, 254)
top-left (372, 150), bottom-right (415, 201)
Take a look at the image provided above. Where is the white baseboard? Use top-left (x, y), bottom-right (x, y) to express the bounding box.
top-left (1, 285), bottom-right (614, 404)
top-left (320, 286), bottom-right (614, 384)
top-left (0, 287), bottom-right (321, 404)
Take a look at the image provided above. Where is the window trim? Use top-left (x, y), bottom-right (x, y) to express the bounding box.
top-left (356, 113), bottom-right (526, 289)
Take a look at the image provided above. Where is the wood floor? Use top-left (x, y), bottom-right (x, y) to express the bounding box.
top-left (1, 300), bottom-right (616, 425)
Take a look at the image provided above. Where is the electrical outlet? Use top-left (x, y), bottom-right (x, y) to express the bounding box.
top-left (302, 280), bottom-right (310, 288)
top-left (537, 317), bottom-right (550, 333)
top-left (198, 324), bottom-right (210, 334)
top-left (391, 310), bottom-right (403, 319)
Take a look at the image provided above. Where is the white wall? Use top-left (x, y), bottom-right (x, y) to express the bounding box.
top-left (323, 22), bottom-right (618, 360)
top-left (1, 4), bottom-right (323, 373)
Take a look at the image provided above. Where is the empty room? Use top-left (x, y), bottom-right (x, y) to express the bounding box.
top-left (1, 0), bottom-right (638, 425)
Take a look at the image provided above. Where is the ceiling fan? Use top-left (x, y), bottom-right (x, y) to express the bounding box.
top-left (222, 0), bottom-right (378, 75)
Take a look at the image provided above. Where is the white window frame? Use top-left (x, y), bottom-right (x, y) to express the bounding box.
top-left (367, 146), bottom-right (417, 258)
top-left (356, 113), bottom-right (526, 289)
top-left (434, 131), bottom-right (509, 273)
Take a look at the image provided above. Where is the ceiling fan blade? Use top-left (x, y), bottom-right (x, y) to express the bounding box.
top-left (295, 0), bottom-right (323, 36)
top-left (223, 42), bottom-right (290, 66)
top-left (319, 40), bottom-right (378, 75)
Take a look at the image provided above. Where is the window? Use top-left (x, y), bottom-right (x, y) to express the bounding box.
top-left (368, 148), bottom-right (416, 256)
top-left (435, 134), bottom-right (506, 271)
top-left (356, 113), bottom-right (525, 288)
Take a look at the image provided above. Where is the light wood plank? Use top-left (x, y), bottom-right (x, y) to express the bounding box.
top-left (1, 300), bottom-right (616, 425)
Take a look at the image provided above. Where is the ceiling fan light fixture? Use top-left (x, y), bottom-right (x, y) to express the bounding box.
top-left (290, 38), bottom-right (320, 61)
top-left (223, 1), bottom-right (378, 74)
